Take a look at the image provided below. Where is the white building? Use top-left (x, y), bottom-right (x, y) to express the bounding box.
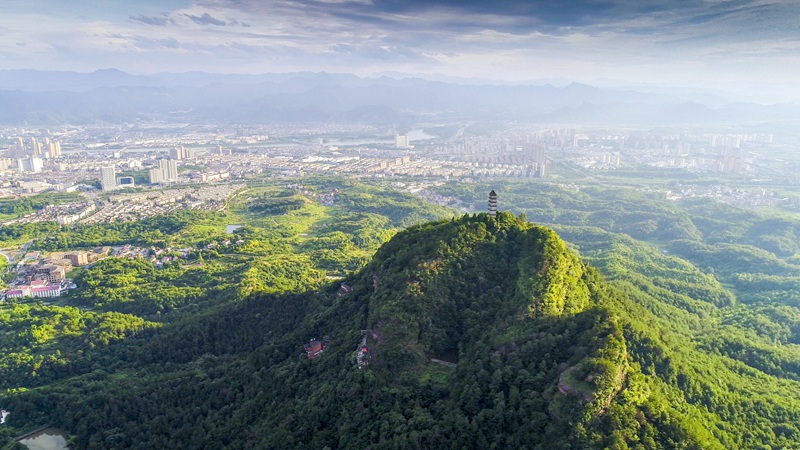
top-left (17, 156), bottom-right (43, 173)
top-left (5, 286), bottom-right (30, 298)
top-left (164, 159), bottom-right (178, 180)
top-left (5, 284), bottom-right (62, 299)
top-left (395, 134), bottom-right (410, 149)
top-left (31, 285), bottom-right (62, 298)
top-left (100, 166), bottom-right (116, 191)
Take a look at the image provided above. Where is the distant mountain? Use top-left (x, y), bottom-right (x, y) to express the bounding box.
top-left (0, 68), bottom-right (158, 92)
top-left (0, 69), bottom-right (798, 127)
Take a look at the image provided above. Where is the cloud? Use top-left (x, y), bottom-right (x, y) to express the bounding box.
top-left (129, 14), bottom-right (176, 26)
top-left (130, 36), bottom-right (182, 50)
top-left (183, 12), bottom-right (229, 26)
top-left (328, 43), bottom-right (431, 61)
top-left (1, 0), bottom-right (800, 88)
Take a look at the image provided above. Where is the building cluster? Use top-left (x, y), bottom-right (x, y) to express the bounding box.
top-left (561, 131), bottom-right (779, 175)
top-left (214, 145), bottom-right (232, 156)
top-left (0, 182), bottom-right (243, 228)
top-left (82, 184), bottom-right (242, 224)
top-left (8, 136), bottom-right (63, 175)
top-left (4, 201), bottom-right (97, 226)
top-left (185, 170), bottom-right (230, 183)
top-left (665, 184), bottom-right (783, 208)
top-left (426, 135), bottom-right (549, 178)
top-left (0, 123), bottom-right (549, 198)
top-left (12, 136), bottom-right (62, 159)
top-left (3, 250), bottom-right (96, 300)
top-left (0, 242), bottom-right (209, 302)
top-left (0, 125), bottom-right (540, 198)
top-left (0, 123), bottom-right (793, 207)
top-left (416, 189), bottom-right (466, 211)
top-left (170, 146), bottom-right (196, 160)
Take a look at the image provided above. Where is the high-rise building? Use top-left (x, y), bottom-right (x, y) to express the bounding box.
top-left (148, 167), bottom-right (163, 184)
top-left (149, 159), bottom-right (179, 184)
top-left (31, 157), bottom-right (43, 173)
top-left (395, 135), bottom-right (410, 149)
top-left (163, 159), bottom-right (178, 180)
top-left (536, 162), bottom-right (547, 178)
top-left (523, 143), bottom-right (546, 165)
top-left (17, 157), bottom-right (43, 173)
top-left (30, 137), bottom-right (38, 155)
top-left (47, 141), bottom-right (61, 158)
top-left (169, 146), bottom-right (195, 160)
top-left (100, 166), bottom-right (116, 191)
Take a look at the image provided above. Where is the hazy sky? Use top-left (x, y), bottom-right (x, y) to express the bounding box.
top-left (1, 0), bottom-right (799, 87)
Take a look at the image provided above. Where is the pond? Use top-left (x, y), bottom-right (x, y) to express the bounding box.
top-left (226, 224), bottom-right (243, 234)
top-left (18, 427), bottom-right (69, 450)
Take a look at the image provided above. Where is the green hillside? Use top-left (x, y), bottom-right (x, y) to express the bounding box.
top-left (0, 212), bottom-right (738, 449)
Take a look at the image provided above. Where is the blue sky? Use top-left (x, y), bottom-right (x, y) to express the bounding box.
top-left (1, 0), bottom-right (799, 88)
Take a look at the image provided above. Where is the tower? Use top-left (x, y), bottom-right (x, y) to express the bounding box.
top-left (488, 190), bottom-right (497, 217)
top-left (100, 166), bottom-right (116, 191)
top-left (169, 146), bottom-right (183, 160)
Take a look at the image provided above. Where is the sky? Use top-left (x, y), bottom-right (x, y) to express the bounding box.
top-left (1, 0), bottom-right (799, 90)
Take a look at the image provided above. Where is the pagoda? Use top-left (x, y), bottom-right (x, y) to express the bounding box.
top-left (488, 190), bottom-right (498, 217)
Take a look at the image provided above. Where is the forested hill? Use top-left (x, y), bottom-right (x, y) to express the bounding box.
top-left (1, 212), bottom-right (727, 449)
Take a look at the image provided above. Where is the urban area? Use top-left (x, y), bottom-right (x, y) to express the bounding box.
top-left (0, 122), bottom-right (790, 301)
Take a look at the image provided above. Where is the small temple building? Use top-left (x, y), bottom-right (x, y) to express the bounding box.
top-left (304, 338), bottom-right (324, 359)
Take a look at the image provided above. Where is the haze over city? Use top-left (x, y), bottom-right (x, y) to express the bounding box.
top-left (1, 0), bottom-right (800, 102)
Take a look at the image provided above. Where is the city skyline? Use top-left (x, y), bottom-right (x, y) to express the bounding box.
top-left (0, 0), bottom-right (799, 99)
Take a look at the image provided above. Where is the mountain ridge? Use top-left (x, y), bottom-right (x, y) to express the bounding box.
top-left (0, 69), bottom-right (795, 126)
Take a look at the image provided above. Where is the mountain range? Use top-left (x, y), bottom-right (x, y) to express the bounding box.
top-left (0, 69), bottom-right (797, 129)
